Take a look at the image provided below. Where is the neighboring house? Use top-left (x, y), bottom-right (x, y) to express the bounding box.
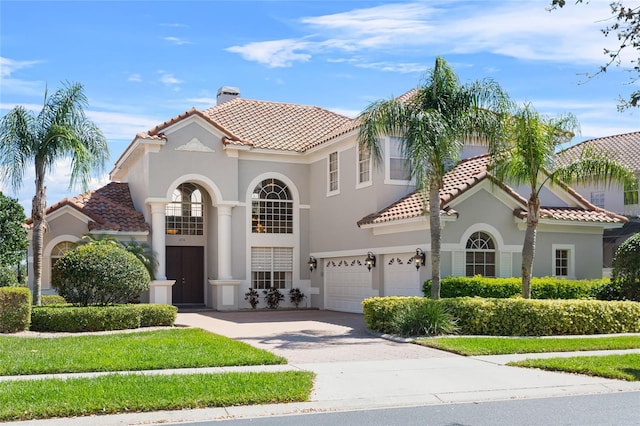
top-left (28, 87), bottom-right (628, 313)
top-left (557, 131), bottom-right (640, 269)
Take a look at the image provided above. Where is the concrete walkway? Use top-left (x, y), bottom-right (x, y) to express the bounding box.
top-left (5, 310), bottom-right (640, 426)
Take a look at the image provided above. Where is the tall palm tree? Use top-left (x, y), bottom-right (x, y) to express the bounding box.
top-left (0, 82), bottom-right (109, 305)
top-left (358, 56), bottom-right (510, 299)
top-left (489, 103), bottom-right (636, 298)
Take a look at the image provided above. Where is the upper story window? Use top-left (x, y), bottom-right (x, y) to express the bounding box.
top-left (386, 137), bottom-right (411, 183)
top-left (328, 151), bottom-right (339, 194)
top-left (590, 192), bottom-right (605, 209)
top-left (358, 144), bottom-right (371, 186)
top-left (465, 231), bottom-right (495, 277)
top-left (624, 182), bottom-right (639, 206)
top-left (166, 183), bottom-right (204, 235)
top-left (252, 178), bottom-right (293, 234)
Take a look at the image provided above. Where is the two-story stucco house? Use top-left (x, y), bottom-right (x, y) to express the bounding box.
top-left (557, 131), bottom-right (640, 269)
top-left (29, 87), bottom-right (628, 313)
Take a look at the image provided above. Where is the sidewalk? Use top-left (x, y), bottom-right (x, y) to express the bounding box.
top-left (4, 311), bottom-right (640, 425)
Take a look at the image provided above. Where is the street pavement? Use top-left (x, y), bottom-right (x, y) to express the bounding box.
top-left (5, 309), bottom-right (640, 426)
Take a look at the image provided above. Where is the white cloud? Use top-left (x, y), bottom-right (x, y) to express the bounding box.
top-left (158, 71), bottom-right (183, 86)
top-left (355, 62), bottom-right (429, 74)
top-left (128, 73), bottom-right (142, 82)
top-left (163, 36), bottom-right (191, 45)
top-left (226, 39), bottom-right (312, 68)
top-left (226, 1), bottom-right (623, 69)
top-left (0, 57), bottom-right (41, 77)
top-left (85, 110), bottom-right (161, 141)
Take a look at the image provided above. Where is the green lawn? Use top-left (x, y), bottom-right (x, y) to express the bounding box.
top-left (0, 328), bottom-right (285, 375)
top-left (509, 354), bottom-right (640, 381)
top-left (415, 335), bottom-right (640, 356)
top-left (0, 371), bottom-right (315, 421)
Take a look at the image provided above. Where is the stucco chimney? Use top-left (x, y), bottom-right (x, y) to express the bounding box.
top-left (216, 86), bottom-right (240, 105)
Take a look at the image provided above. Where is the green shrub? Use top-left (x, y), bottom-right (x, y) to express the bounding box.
top-left (440, 297), bottom-right (640, 336)
top-left (389, 300), bottom-right (458, 337)
top-left (31, 305), bottom-right (141, 332)
top-left (30, 304), bottom-right (176, 332)
top-left (363, 296), bottom-right (640, 336)
top-left (0, 287), bottom-right (31, 333)
top-left (606, 232), bottom-right (640, 301)
top-left (41, 295), bottom-right (67, 305)
top-left (135, 304), bottom-right (178, 327)
top-left (0, 267), bottom-right (19, 287)
top-left (423, 276), bottom-right (606, 299)
top-left (52, 244), bottom-right (150, 306)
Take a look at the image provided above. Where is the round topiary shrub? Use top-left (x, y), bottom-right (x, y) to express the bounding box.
top-left (609, 232), bottom-right (640, 301)
top-left (52, 243), bottom-right (150, 306)
top-left (0, 267), bottom-right (19, 287)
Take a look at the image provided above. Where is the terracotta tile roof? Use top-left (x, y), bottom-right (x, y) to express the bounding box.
top-left (201, 98), bottom-right (353, 152)
top-left (358, 154), bottom-right (627, 227)
top-left (557, 131), bottom-right (640, 171)
top-left (39, 182), bottom-right (150, 233)
top-left (358, 155), bottom-right (489, 226)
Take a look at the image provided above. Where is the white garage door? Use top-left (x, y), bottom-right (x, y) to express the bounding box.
top-left (325, 257), bottom-right (378, 313)
top-left (384, 253), bottom-right (423, 296)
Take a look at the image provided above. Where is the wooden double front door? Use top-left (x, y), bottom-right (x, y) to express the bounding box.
top-left (166, 246), bottom-right (204, 304)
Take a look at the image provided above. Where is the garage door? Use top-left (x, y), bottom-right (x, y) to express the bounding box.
top-left (384, 253), bottom-right (423, 296)
top-left (325, 257), bottom-right (378, 313)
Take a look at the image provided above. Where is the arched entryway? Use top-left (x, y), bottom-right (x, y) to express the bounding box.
top-left (165, 182), bottom-right (206, 305)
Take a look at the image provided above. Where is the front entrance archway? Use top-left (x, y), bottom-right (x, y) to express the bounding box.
top-left (166, 246), bottom-right (204, 304)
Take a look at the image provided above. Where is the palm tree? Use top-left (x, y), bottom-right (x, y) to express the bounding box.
top-left (0, 82), bottom-right (109, 305)
top-left (489, 103), bottom-right (636, 298)
top-left (358, 56), bottom-right (510, 299)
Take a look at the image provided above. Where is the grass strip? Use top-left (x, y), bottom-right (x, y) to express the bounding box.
top-left (509, 354), bottom-right (640, 381)
top-left (0, 328), bottom-right (285, 375)
top-left (0, 371), bottom-right (315, 421)
top-left (415, 335), bottom-right (640, 356)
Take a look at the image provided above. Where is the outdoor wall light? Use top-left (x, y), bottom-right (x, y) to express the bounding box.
top-left (365, 251), bottom-right (376, 271)
top-left (308, 256), bottom-right (318, 272)
top-left (413, 248), bottom-right (426, 270)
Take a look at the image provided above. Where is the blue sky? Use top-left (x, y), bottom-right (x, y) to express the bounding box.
top-left (1, 0), bottom-right (638, 214)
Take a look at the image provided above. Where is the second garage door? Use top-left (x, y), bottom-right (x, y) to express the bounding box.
top-left (383, 253), bottom-right (423, 296)
top-left (325, 257), bottom-right (378, 313)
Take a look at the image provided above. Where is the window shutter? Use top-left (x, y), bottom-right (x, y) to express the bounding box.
top-left (273, 248), bottom-right (293, 271)
top-left (452, 251), bottom-right (464, 276)
top-left (499, 252), bottom-right (512, 278)
top-left (251, 247), bottom-right (272, 271)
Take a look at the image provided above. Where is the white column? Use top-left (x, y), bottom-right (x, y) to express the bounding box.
top-left (217, 204), bottom-right (233, 280)
top-left (149, 202), bottom-right (167, 280)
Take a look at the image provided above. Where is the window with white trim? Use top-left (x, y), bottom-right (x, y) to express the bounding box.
top-left (465, 231), bottom-right (496, 277)
top-left (590, 192), bottom-right (605, 209)
top-left (552, 245), bottom-right (574, 278)
top-left (357, 144), bottom-right (371, 186)
top-left (251, 247), bottom-right (293, 290)
top-left (328, 151), bottom-right (339, 194)
top-left (51, 241), bottom-right (77, 279)
top-left (251, 179), bottom-right (293, 234)
top-left (386, 137), bottom-right (411, 182)
top-left (165, 183), bottom-right (204, 235)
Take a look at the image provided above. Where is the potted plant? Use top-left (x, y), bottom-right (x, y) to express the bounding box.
top-left (263, 287), bottom-right (284, 309)
top-left (289, 288), bottom-right (307, 308)
top-left (244, 288), bottom-right (260, 309)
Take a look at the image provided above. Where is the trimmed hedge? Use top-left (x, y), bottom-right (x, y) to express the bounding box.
top-left (0, 267), bottom-right (19, 287)
top-left (423, 276), bottom-right (607, 299)
top-left (30, 304), bottom-right (178, 332)
top-left (41, 295), bottom-right (67, 305)
top-left (0, 287), bottom-right (31, 333)
top-left (362, 296), bottom-right (640, 336)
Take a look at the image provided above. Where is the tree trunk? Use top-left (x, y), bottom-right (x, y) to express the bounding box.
top-left (521, 196), bottom-right (539, 299)
top-left (429, 181), bottom-right (442, 299)
top-left (31, 169), bottom-right (46, 306)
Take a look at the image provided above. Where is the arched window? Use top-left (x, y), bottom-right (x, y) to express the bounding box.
top-left (51, 241), bottom-right (77, 276)
top-left (165, 183), bottom-right (204, 235)
top-left (251, 179), bottom-right (293, 234)
top-left (465, 231), bottom-right (496, 277)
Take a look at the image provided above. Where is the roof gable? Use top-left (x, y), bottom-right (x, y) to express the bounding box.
top-left (358, 154), bottom-right (627, 227)
top-left (36, 182), bottom-right (150, 233)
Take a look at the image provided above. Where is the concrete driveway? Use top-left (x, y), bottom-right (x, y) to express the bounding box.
top-left (175, 309), bottom-right (453, 363)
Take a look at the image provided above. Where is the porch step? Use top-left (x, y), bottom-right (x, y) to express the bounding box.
top-left (175, 304), bottom-right (210, 313)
